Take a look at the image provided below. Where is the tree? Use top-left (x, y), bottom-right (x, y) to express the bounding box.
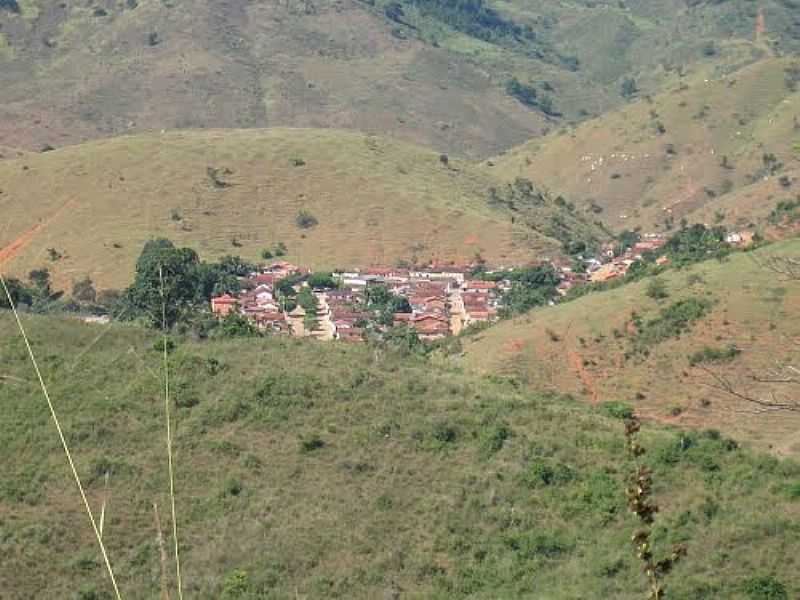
top-left (0, 0), bottom-right (20, 13)
top-left (28, 268), bottom-right (51, 295)
top-left (215, 313), bottom-right (260, 338)
top-left (307, 271), bottom-right (337, 290)
top-left (295, 210), bottom-right (318, 229)
top-left (125, 239), bottom-right (200, 328)
top-left (621, 77), bottom-right (638, 99)
top-left (72, 277), bottom-right (97, 303)
top-left (0, 277), bottom-right (32, 308)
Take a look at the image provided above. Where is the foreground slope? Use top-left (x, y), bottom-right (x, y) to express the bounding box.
top-left (491, 55), bottom-right (800, 231)
top-left (463, 238), bottom-right (800, 455)
top-left (0, 128), bottom-right (592, 289)
top-left (1, 313), bottom-right (799, 598)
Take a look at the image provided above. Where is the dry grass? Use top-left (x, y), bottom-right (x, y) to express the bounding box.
top-left (0, 128), bottom-right (564, 290)
top-left (490, 54), bottom-right (800, 232)
top-left (462, 238), bottom-right (800, 455)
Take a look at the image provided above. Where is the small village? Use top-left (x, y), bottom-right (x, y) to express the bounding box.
top-left (208, 228), bottom-right (759, 342)
top-left (211, 261), bottom-right (504, 342)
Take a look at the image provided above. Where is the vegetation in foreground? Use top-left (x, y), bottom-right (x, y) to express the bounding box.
top-left (0, 313), bottom-right (799, 598)
top-left (463, 237), bottom-right (800, 455)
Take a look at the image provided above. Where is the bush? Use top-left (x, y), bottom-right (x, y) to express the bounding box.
top-left (743, 575), bottom-right (788, 600)
top-left (645, 278), bottom-right (669, 300)
top-left (300, 435), bottom-right (325, 453)
top-left (479, 422), bottom-right (511, 457)
top-left (521, 460), bottom-right (576, 488)
top-left (688, 344), bottom-right (741, 366)
top-left (632, 297), bottom-right (713, 353)
top-left (601, 401), bottom-right (634, 420)
top-left (295, 210), bottom-right (318, 229)
top-left (221, 569), bottom-right (251, 599)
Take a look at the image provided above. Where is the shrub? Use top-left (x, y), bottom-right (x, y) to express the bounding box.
top-left (632, 297), bottom-right (712, 353)
top-left (295, 210), bottom-right (318, 229)
top-left (688, 344), bottom-right (741, 366)
top-left (300, 435), bottom-right (325, 453)
top-left (645, 278), bottom-right (669, 300)
top-left (479, 422), bottom-right (511, 456)
top-left (221, 569), bottom-right (251, 599)
top-left (289, 157), bottom-right (305, 167)
top-left (601, 401), bottom-right (634, 420)
top-left (72, 277), bottom-right (97, 303)
top-left (521, 460), bottom-right (576, 488)
top-left (430, 420), bottom-right (458, 446)
top-left (743, 575), bottom-right (788, 600)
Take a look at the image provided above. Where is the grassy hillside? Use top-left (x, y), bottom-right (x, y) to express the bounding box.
top-left (0, 0), bottom-right (559, 158)
top-left (1, 312), bottom-right (799, 598)
top-left (462, 238), bottom-right (800, 456)
top-left (2, 0), bottom-right (800, 158)
top-left (0, 128), bottom-right (603, 289)
top-left (490, 55), bottom-right (800, 232)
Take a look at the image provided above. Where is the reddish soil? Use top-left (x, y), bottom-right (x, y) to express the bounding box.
top-left (0, 199), bottom-right (77, 265)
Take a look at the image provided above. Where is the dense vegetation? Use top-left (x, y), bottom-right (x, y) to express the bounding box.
top-left (1, 314), bottom-right (799, 598)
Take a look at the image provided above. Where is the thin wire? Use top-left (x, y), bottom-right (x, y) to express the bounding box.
top-left (159, 266), bottom-right (184, 600)
top-left (0, 273), bottom-right (123, 600)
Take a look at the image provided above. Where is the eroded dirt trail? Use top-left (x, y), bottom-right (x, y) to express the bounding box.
top-left (569, 350), bottom-right (600, 405)
top-left (0, 199), bottom-right (77, 266)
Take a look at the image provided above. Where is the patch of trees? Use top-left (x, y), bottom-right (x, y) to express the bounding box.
top-left (366, 284), bottom-right (411, 326)
top-left (122, 239), bottom-right (255, 328)
top-left (484, 265), bottom-right (560, 318)
top-left (768, 198), bottom-right (800, 226)
top-left (505, 78), bottom-right (560, 116)
top-left (628, 297), bottom-right (713, 358)
top-left (406, 0), bottom-right (533, 44)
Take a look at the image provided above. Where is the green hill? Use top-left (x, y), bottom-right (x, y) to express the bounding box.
top-left (1, 312), bottom-right (799, 598)
top-left (462, 238), bottom-right (800, 456)
top-left (0, 128), bottom-right (604, 290)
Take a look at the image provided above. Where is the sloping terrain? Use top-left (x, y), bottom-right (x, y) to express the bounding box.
top-left (0, 128), bottom-right (602, 289)
top-left (462, 238), bottom-right (800, 455)
top-left (1, 312), bottom-right (799, 598)
top-left (490, 55), bottom-right (800, 232)
top-left (0, 0), bottom-right (559, 157)
top-left (3, 0), bottom-right (800, 158)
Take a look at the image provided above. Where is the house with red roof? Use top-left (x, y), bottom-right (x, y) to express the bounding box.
top-left (211, 294), bottom-right (239, 317)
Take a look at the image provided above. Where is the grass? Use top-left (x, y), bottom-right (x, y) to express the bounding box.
top-left (0, 128), bottom-right (599, 290)
top-left (1, 311), bottom-right (800, 598)
top-left (462, 237), bottom-right (800, 455)
top-left (490, 54), bottom-right (800, 232)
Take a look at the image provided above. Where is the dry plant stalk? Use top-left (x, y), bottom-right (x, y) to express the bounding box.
top-left (624, 415), bottom-right (687, 599)
top-left (153, 503), bottom-right (173, 600)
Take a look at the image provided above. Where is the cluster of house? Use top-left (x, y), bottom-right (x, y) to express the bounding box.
top-left (208, 226), bottom-right (757, 341)
top-left (587, 234), bottom-right (670, 284)
top-left (211, 262), bottom-right (503, 342)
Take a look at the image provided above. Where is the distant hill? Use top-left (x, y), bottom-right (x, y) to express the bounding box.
top-left (0, 128), bottom-right (604, 289)
top-left (462, 238), bottom-right (800, 456)
top-left (2, 0), bottom-right (800, 157)
top-left (490, 54), bottom-right (800, 232)
top-left (1, 312), bottom-right (799, 598)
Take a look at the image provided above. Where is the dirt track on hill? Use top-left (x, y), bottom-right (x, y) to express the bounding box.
top-left (0, 200), bottom-right (76, 266)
